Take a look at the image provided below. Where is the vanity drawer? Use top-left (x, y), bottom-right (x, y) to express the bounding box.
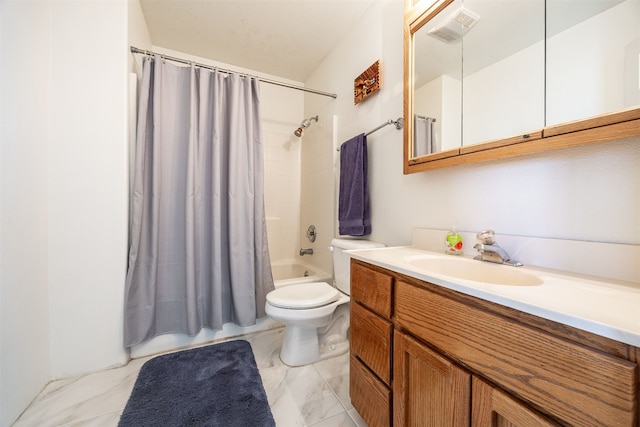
top-left (395, 280), bottom-right (638, 426)
top-left (351, 301), bottom-right (393, 385)
top-left (351, 260), bottom-right (393, 318)
top-left (350, 355), bottom-right (391, 427)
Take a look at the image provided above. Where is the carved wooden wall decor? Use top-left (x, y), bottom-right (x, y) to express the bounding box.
top-left (354, 60), bottom-right (381, 104)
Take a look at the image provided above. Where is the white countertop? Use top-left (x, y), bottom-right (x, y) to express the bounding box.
top-left (347, 246), bottom-right (640, 347)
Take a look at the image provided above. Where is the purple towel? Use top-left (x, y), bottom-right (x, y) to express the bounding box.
top-left (338, 134), bottom-right (371, 236)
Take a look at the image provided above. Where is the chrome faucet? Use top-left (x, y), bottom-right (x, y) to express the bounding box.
top-left (299, 248), bottom-right (314, 256)
top-left (473, 230), bottom-right (522, 267)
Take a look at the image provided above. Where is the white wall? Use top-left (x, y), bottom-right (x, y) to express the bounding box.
top-left (306, 1), bottom-right (640, 254)
top-left (1, 1), bottom-right (130, 423)
top-left (47, 0), bottom-right (129, 380)
top-left (305, 0), bottom-right (404, 248)
top-left (128, 0), bottom-right (152, 75)
top-left (1, 2), bottom-right (52, 424)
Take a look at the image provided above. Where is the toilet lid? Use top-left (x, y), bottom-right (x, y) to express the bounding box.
top-left (267, 282), bottom-right (341, 309)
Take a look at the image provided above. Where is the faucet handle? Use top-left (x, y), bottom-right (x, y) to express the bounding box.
top-left (476, 230), bottom-right (496, 245)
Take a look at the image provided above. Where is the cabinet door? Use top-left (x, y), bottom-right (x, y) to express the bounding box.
top-left (394, 331), bottom-right (471, 427)
top-left (472, 377), bottom-right (560, 427)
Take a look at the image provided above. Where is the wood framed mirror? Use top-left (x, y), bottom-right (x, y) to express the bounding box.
top-left (404, 0), bottom-right (640, 173)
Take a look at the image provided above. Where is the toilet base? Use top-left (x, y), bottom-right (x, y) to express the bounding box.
top-left (280, 325), bottom-right (321, 366)
top-left (280, 326), bottom-right (350, 366)
top-left (279, 302), bottom-right (350, 366)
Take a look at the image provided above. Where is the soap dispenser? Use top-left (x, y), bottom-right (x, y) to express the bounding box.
top-left (445, 227), bottom-right (463, 255)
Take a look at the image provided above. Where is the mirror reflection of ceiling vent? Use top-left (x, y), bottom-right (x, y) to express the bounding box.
top-left (427, 6), bottom-right (480, 43)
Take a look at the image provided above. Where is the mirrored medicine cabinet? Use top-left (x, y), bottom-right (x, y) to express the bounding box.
top-left (404, 0), bottom-right (640, 173)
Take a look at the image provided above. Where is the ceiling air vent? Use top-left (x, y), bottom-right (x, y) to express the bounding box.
top-left (427, 6), bottom-right (480, 43)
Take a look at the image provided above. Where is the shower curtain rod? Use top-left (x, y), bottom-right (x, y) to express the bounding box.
top-left (130, 46), bottom-right (337, 99)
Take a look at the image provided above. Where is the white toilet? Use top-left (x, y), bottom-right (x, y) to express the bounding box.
top-left (265, 238), bottom-right (385, 366)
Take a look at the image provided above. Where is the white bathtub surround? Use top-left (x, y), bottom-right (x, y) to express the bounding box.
top-left (271, 260), bottom-right (332, 288)
top-left (13, 329), bottom-right (368, 427)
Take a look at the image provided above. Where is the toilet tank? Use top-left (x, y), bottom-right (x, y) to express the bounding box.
top-left (330, 238), bottom-right (385, 295)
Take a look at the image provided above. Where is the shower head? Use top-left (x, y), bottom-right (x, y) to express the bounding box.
top-left (293, 115), bottom-right (319, 137)
top-left (300, 115), bottom-right (318, 128)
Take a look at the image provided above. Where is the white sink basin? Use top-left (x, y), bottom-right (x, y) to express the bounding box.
top-left (407, 256), bottom-right (543, 286)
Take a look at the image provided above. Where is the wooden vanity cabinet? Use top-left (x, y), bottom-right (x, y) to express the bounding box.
top-left (393, 330), bottom-right (560, 427)
top-left (350, 261), bottom-right (394, 427)
top-left (349, 259), bottom-right (640, 427)
top-left (395, 279), bottom-right (638, 426)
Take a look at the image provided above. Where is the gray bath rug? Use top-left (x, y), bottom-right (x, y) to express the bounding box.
top-left (118, 339), bottom-right (275, 426)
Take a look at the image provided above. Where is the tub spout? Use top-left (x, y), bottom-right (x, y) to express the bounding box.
top-left (299, 248), bottom-right (314, 256)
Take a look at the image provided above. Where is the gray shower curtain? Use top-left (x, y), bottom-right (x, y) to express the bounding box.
top-left (124, 56), bottom-right (274, 347)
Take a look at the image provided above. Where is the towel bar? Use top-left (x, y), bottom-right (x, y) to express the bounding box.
top-left (337, 118), bottom-right (404, 151)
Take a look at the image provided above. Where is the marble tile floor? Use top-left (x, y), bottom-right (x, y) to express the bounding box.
top-left (13, 328), bottom-right (369, 427)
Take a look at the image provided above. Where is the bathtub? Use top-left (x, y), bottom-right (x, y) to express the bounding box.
top-left (271, 261), bottom-right (331, 288)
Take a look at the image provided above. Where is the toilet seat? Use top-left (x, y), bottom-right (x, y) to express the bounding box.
top-left (266, 282), bottom-right (340, 309)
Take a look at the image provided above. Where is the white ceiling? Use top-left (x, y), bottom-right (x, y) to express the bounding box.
top-left (139, 0), bottom-right (377, 82)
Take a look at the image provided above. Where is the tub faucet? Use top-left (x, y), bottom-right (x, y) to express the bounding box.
top-left (473, 230), bottom-right (522, 267)
top-left (299, 248), bottom-right (313, 256)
